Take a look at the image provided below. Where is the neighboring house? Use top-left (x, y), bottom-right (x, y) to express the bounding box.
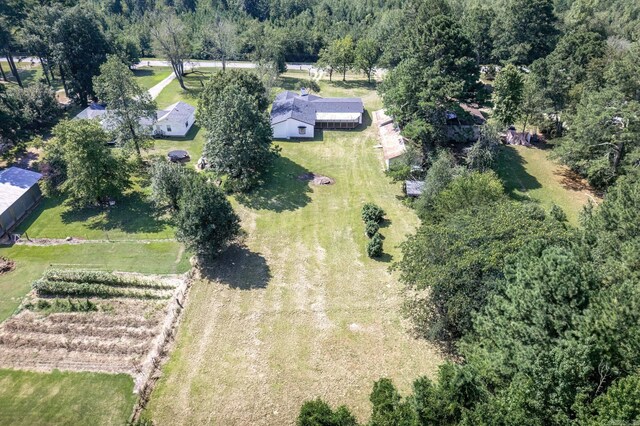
top-left (405, 180), bottom-right (425, 197)
top-left (75, 101), bottom-right (196, 138)
top-left (446, 103), bottom-right (486, 142)
top-left (375, 109), bottom-right (409, 170)
top-left (271, 90), bottom-right (364, 139)
top-left (0, 167), bottom-right (42, 240)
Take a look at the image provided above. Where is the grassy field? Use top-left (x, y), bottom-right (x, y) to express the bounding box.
top-left (495, 144), bottom-right (598, 224)
top-left (0, 370), bottom-right (136, 426)
top-left (145, 72), bottom-right (443, 425)
top-left (132, 66), bottom-right (173, 90)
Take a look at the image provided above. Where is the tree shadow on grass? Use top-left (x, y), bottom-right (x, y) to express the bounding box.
top-left (200, 244), bottom-right (271, 290)
top-left (329, 79), bottom-right (377, 90)
top-left (236, 156), bottom-right (313, 212)
top-left (60, 191), bottom-right (170, 235)
top-left (277, 75), bottom-right (305, 91)
top-left (494, 145), bottom-right (542, 198)
top-left (373, 252), bottom-right (393, 263)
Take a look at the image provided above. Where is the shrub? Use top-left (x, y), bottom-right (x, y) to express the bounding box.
top-left (367, 233), bottom-right (383, 258)
top-left (30, 298), bottom-right (98, 313)
top-left (43, 269), bottom-right (174, 289)
top-left (362, 203), bottom-right (385, 224)
top-left (365, 220), bottom-right (380, 238)
top-left (550, 204), bottom-right (568, 222)
top-left (32, 279), bottom-right (169, 299)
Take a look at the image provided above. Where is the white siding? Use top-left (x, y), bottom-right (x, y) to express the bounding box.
top-left (155, 111), bottom-right (196, 137)
top-left (272, 119), bottom-right (314, 139)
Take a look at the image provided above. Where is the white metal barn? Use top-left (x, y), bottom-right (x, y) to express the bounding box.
top-left (271, 90), bottom-right (364, 139)
top-left (75, 101), bottom-right (196, 138)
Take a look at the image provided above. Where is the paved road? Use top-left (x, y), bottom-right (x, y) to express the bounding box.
top-left (134, 59), bottom-right (314, 71)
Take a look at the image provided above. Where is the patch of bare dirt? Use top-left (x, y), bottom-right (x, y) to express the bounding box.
top-left (297, 172), bottom-right (335, 186)
top-left (0, 257), bottom-right (15, 274)
top-left (554, 168), bottom-right (602, 198)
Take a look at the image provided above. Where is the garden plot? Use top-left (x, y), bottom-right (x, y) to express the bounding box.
top-left (0, 269), bottom-right (188, 391)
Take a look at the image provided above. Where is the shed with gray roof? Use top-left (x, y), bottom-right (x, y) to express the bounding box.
top-left (271, 90), bottom-right (364, 139)
top-left (0, 167), bottom-right (43, 239)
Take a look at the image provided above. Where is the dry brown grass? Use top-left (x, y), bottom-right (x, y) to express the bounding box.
top-left (145, 76), bottom-right (444, 425)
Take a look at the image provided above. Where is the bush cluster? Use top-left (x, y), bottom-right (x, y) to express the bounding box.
top-left (32, 279), bottom-right (169, 300)
top-left (27, 298), bottom-right (99, 313)
top-left (43, 269), bottom-right (174, 289)
top-left (361, 203), bottom-right (385, 258)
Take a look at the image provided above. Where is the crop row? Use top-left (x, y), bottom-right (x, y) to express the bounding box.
top-left (42, 269), bottom-right (176, 290)
top-left (32, 280), bottom-right (171, 300)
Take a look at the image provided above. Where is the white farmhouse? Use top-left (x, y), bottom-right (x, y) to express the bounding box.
top-left (75, 101), bottom-right (196, 138)
top-left (271, 90), bottom-right (364, 139)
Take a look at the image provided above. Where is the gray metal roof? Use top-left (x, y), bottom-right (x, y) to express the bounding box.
top-left (405, 180), bottom-right (425, 197)
top-left (0, 167), bottom-right (42, 216)
top-left (157, 101), bottom-right (196, 123)
top-left (271, 91), bottom-right (364, 126)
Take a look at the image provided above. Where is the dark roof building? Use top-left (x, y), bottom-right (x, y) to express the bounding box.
top-left (271, 90), bottom-right (364, 139)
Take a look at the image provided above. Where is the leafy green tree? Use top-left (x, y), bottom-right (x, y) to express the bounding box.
top-left (150, 10), bottom-right (190, 90)
top-left (174, 173), bottom-right (240, 257)
top-left (354, 37), bottom-right (380, 83)
top-left (398, 196), bottom-right (566, 342)
top-left (198, 70), bottom-right (269, 131)
top-left (492, 0), bottom-right (558, 65)
top-left (0, 16), bottom-right (23, 88)
top-left (53, 6), bottom-right (110, 106)
top-left (202, 18), bottom-right (238, 72)
top-left (492, 64), bottom-right (524, 126)
top-left (414, 150), bottom-right (466, 218)
top-left (585, 375), bottom-right (640, 425)
top-left (150, 159), bottom-right (194, 211)
top-left (461, 4), bottom-right (496, 66)
top-left (51, 119), bottom-right (131, 206)
top-left (297, 399), bottom-right (358, 426)
top-left (21, 6), bottom-right (63, 86)
top-left (369, 378), bottom-right (415, 425)
top-left (93, 56), bottom-right (157, 158)
top-left (317, 45), bottom-right (337, 81)
top-left (466, 125), bottom-right (500, 172)
top-left (333, 36), bottom-right (355, 81)
top-left (201, 84), bottom-right (277, 192)
top-left (554, 88), bottom-right (640, 189)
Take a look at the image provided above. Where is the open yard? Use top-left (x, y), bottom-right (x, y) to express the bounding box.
top-left (144, 72), bottom-right (444, 425)
top-left (495, 144), bottom-right (599, 224)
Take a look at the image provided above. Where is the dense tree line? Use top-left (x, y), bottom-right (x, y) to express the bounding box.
top-left (299, 173), bottom-right (640, 425)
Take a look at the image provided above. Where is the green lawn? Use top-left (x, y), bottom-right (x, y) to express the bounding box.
top-left (495, 144), bottom-right (597, 225)
top-left (132, 66), bottom-right (173, 90)
top-left (0, 369), bottom-right (136, 426)
top-left (0, 241), bottom-right (189, 322)
top-left (145, 72), bottom-right (443, 425)
top-left (15, 186), bottom-right (173, 241)
top-left (153, 70), bottom-right (212, 109)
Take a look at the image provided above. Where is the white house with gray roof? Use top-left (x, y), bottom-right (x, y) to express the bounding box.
top-left (271, 90), bottom-right (364, 139)
top-left (75, 101), bottom-right (196, 138)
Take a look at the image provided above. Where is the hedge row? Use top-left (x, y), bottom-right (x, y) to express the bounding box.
top-left (43, 269), bottom-right (174, 290)
top-left (32, 279), bottom-right (170, 300)
top-left (361, 203), bottom-right (385, 258)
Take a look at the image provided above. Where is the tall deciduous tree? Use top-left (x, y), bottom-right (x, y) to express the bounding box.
top-left (150, 10), bottom-right (190, 90)
top-left (50, 119), bottom-right (131, 206)
top-left (354, 37), bottom-right (380, 83)
top-left (174, 173), bottom-right (240, 257)
top-left (201, 83), bottom-right (277, 191)
top-left (203, 18), bottom-right (237, 72)
top-left (93, 55), bottom-right (157, 158)
top-left (332, 35), bottom-right (355, 81)
top-left (492, 64), bottom-right (524, 126)
top-left (53, 6), bottom-right (110, 106)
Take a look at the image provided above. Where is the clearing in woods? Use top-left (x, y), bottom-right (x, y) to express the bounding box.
top-left (144, 72), bottom-right (445, 425)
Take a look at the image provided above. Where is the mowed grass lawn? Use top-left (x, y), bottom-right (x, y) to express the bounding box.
top-left (495, 144), bottom-right (598, 224)
top-left (0, 370), bottom-right (136, 426)
top-left (132, 66), bottom-right (173, 90)
top-left (145, 73), bottom-right (444, 425)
